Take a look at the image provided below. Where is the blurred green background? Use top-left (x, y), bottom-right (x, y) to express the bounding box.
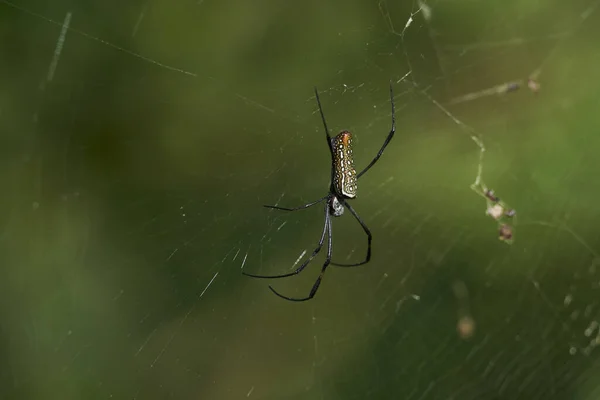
top-left (2, 0), bottom-right (600, 399)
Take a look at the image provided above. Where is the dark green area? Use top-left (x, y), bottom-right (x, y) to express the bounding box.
top-left (1, 0), bottom-right (600, 399)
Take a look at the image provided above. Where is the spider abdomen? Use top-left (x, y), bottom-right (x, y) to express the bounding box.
top-left (332, 131), bottom-right (357, 198)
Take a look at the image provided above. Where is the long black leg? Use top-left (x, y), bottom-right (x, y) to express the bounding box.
top-left (263, 195), bottom-right (327, 212)
top-left (356, 82), bottom-right (396, 179)
top-left (314, 87), bottom-right (335, 158)
top-left (331, 201), bottom-right (372, 267)
top-left (270, 206), bottom-right (333, 302)
top-left (242, 202), bottom-right (330, 280)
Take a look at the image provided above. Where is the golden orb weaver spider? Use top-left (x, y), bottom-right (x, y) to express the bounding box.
top-left (243, 82), bottom-right (396, 302)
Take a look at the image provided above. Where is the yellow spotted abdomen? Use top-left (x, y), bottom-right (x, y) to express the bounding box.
top-left (332, 131), bottom-right (357, 198)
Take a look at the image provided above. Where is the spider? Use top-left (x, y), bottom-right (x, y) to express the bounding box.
top-left (243, 83), bottom-right (396, 302)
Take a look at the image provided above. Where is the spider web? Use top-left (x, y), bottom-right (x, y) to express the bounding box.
top-left (1, 0), bottom-right (600, 398)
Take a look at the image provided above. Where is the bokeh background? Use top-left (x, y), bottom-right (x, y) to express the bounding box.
top-left (2, 0), bottom-right (600, 399)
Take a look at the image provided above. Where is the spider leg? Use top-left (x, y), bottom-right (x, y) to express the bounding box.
top-left (331, 201), bottom-right (372, 267)
top-left (242, 203), bottom-right (330, 280)
top-left (263, 195), bottom-right (327, 212)
top-left (270, 207), bottom-right (333, 302)
top-left (314, 87), bottom-right (335, 157)
top-left (356, 82), bottom-right (396, 179)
